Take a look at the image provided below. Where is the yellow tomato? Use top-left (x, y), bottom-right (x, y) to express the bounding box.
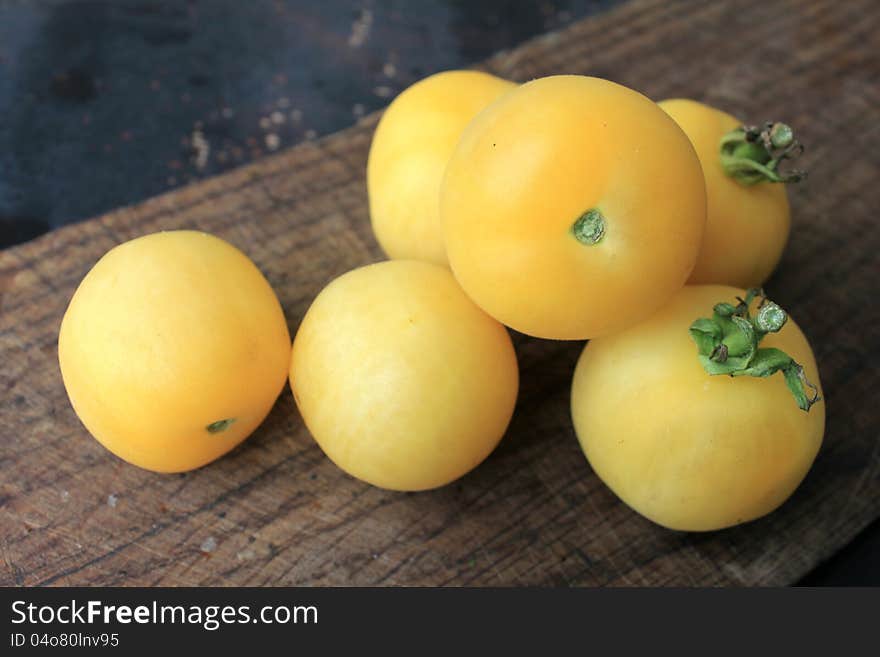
top-left (289, 260), bottom-right (518, 491)
top-left (367, 70), bottom-right (515, 265)
top-left (571, 285), bottom-right (824, 531)
top-left (441, 75), bottom-right (706, 340)
top-left (659, 99), bottom-right (792, 288)
top-left (58, 231), bottom-right (291, 473)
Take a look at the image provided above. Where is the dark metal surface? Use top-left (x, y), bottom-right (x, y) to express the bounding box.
top-left (0, 0), bottom-right (875, 586)
top-left (0, 0), bottom-right (614, 246)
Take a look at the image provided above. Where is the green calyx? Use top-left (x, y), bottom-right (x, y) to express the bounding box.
top-left (689, 288), bottom-right (821, 412)
top-left (572, 208), bottom-right (606, 245)
top-left (719, 121), bottom-right (806, 185)
top-left (206, 418), bottom-right (236, 434)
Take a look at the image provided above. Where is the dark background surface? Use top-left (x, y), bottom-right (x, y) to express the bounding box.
top-left (0, 0), bottom-right (876, 586)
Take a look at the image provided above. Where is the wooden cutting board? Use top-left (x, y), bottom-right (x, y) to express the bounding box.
top-left (1, 0), bottom-right (878, 586)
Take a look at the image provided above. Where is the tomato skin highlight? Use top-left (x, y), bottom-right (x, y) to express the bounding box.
top-left (570, 285), bottom-right (825, 531)
top-left (58, 231), bottom-right (292, 473)
top-left (660, 98), bottom-right (791, 288)
top-left (289, 260), bottom-right (519, 491)
top-left (441, 75), bottom-right (707, 340)
top-left (367, 70), bottom-right (515, 266)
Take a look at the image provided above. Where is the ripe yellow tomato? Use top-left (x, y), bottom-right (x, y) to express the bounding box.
top-left (58, 231), bottom-right (291, 473)
top-left (367, 70), bottom-right (515, 265)
top-left (571, 285), bottom-right (824, 531)
top-left (441, 75), bottom-right (706, 340)
top-left (659, 99), bottom-right (792, 288)
top-left (290, 260), bottom-right (518, 491)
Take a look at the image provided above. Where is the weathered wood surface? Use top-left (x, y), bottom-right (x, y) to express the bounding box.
top-left (1, 0), bottom-right (878, 586)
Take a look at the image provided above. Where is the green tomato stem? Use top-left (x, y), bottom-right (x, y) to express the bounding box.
top-left (719, 122), bottom-right (806, 185)
top-left (571, 208), bottom-right (606, 245)
top-left (206, 418), bottom-right (236, 434)
top-left (689, 288), bottom-right (821, 412)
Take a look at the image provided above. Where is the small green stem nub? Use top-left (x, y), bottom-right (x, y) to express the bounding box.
top-left (689, 289), bottom-right (821, 412)
top-left (206, 418), bottom-right (236, 434)
top-left (719, 122), bottom-right (806, 185)
top-left (572, 208), bottom-right (606, 245)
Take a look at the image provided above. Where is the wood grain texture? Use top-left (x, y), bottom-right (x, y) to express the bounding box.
top-left (1, 0), bottom-right (878, 586)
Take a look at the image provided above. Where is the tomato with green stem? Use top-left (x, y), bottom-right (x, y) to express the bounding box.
top-left (59, 231), bottom-right (291, 473)
top-left (442, 76), bottom-right (706, 340)
top-left (659, 99), bottom-right (806, 288)
top-left (571, 285), bottom-right (823, 531)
